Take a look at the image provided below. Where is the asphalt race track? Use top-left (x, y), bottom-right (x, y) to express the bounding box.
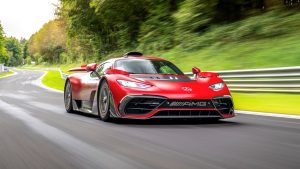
top-left (0, 70), bottom-right (299, 169)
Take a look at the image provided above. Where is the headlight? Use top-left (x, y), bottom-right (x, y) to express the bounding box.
top-left (209, 82), bottom-right (224, 91)
top-left (117, 80), bottom-right (152, 89)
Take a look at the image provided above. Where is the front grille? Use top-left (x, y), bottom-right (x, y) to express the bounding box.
top-left (212, 97), bottom-right (234, 114)
top-left (152, 110), bottom-right (221, 118)
top-left (122, 97), bottom-right (166, 115)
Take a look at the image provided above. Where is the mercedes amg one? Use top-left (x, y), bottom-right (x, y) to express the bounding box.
top-left (64, 52), bottom-right (234, 121)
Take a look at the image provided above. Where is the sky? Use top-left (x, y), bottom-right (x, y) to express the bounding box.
top-left (0, 0), bottom-right (59, 39)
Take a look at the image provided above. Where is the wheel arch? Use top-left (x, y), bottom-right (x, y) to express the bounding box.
top-left (97, 76), bottom-right (120, 118)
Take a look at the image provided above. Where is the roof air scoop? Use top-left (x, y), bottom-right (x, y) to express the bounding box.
top-left (123, 52), bottom-right (143, 58)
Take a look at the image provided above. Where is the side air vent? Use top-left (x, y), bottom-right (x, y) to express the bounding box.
top-left (212, 97), bottom-right (234, 115)
top-left (123, 52), bottom-right (143, 58)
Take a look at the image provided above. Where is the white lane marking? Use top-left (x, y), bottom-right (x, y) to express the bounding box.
top-left (33, 71), bottom-right (64, 93)
top-left (236, 110), bottom-right (300, 120)
top-left (0, 100), bottom-right (141, 169)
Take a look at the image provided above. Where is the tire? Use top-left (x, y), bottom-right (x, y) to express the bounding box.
top-left (64, 80), bottom-right (74, 113)
top-left (97, 81), bottom-right (111, 122)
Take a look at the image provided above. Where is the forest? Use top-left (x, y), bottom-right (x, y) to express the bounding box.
top-left (1, 0), bottom-right (299, 68)
top-left (0, 24), bottom-right (27, 66)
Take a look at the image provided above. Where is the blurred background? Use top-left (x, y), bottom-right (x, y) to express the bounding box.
top-left (0, 0), bottom-right (300, 115)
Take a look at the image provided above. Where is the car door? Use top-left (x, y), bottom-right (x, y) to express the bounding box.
top-left (82, 62), bottom-right (112, 101)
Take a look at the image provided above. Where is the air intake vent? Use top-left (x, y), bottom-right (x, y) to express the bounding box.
top-left (123, 52), bottom-right (143, 58)
top-left (119, 95), bottom-right (166, 115)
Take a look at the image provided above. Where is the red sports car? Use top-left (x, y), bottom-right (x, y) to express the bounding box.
top-left (64, 52), bottom-right (234, 121)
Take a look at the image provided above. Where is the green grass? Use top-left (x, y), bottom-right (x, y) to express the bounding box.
top-left (153, 9), bottom-right (300, 72)
top-left (232, 92), bottom-right (300, 115)
top-left (158, 33), bottom-right (300, 72)
top-left (42, 70), bottom-right (65, 91)
top-left (0, 71), bottom-right (14, 78)
top-left (19, 63), bottom-right (80, 74)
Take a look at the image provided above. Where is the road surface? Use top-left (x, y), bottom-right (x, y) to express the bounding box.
top-left (0, 70), bottom-right (299, 169)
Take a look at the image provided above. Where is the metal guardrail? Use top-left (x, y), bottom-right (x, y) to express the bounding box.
top-left (185, 66), bottom-right (300, 93)
top-left (0, 64), bottom-right (4, 73)
top-left (59, 66), bottom-right (300, 93)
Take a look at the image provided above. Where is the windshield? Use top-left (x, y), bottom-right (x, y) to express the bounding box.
top-left (115, 59), bottom-right (184, 75)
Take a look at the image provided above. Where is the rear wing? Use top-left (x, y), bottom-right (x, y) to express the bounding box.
top-left (68, 64), bottom-right (87, 72)
top-left (68, 63), bottom-right (97, 72)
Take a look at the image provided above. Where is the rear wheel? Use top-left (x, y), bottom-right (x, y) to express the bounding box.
top-left (64, 80), bottom-right (74, 113)
top-left (97, 81), bottom-right (111, 122)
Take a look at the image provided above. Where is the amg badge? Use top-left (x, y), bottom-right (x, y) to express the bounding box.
top-left (169, 101), bottom-right (207, 107)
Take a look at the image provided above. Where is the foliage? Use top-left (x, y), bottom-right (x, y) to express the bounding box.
top-left (0, 23), bottom-right (24, 66)
top-left (0, 23), bottom-right (8, 64)
top-left (26, 0), bottom-right (300, 64)
top-left (5, 37), bottom-right (23, 66)
top-left (28, 19), bottom-right (67, 64)
top-left (137, 0), bottom-right (178, 52)
top-left (158, 9), bottom-right (300, 71)
top-left (20, 38), bottom-right (29, 60)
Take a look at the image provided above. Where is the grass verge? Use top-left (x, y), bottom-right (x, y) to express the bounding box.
top-left (0, 71), bottom-right (14, 78)
top-left (158, 32), bottom-right (300, 72)
top-left (232, 92), bottom-right (300, 115)
top-left (42, 70), bottom-right (65, 91)
top-left (19, 63), bottom-right (79, 74)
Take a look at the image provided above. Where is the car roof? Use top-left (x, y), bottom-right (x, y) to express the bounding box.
top-left (118, 56), bottom-right (165, 61)
top-left (101, 56), bottom-right (166, 64)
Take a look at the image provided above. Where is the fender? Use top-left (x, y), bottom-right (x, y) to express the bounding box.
top-left (92, 76), bottom-right (121, 118)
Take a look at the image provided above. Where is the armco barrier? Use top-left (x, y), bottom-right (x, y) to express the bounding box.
top-left (186, 66), bottom-right (300, 93)
top-left (60, 66), bottom-right (300, 93)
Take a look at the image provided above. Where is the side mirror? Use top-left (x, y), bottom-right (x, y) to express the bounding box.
top-left (86, 63), bottom-right (97, 72)
top-left (192, 67), bottom-right (201, 74)
top-left (192, 67), bottom-right (201, 78)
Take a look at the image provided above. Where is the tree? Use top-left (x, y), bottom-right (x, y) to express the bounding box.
top-left (20, 38), bottom-right (29, 60)
top-left (27, 19), bottom-right (67, 63)
top-left (5, 37), bottom-right (23, 66)
top-left (0, 23), bottom-right (8, 64)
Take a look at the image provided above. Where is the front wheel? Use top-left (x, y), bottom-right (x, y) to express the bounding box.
top-left (97, 81), bottom-right (111, 122)
top-left (64, 80), bottom-right (74, 113)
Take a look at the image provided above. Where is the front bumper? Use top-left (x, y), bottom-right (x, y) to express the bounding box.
top-left (118, 95), bottom-right (235, 119)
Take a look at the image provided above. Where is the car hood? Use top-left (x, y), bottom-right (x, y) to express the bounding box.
top-left (130, 74), bottom-right (219, 94)
top-left (131, 74), bottom-right (192, 82)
